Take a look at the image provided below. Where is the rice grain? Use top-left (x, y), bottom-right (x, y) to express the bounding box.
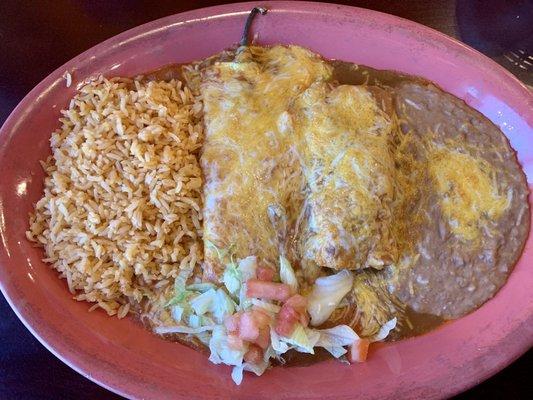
top-left (27, 75), bottom-right (204, 319)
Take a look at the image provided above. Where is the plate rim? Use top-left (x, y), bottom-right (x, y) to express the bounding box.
top-left (0, 2), bottom-right (531, 399)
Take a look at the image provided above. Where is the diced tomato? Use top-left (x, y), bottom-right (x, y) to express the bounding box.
top-left (275, 295), bottom-right (309, 336)
top-left (299, 312), bottom-right (310, 327)
top-left (275, 305), bottom-right (299, 336)
top-left (254, 327), bottom-right (271, 349)
top-left (278, 302), bottom-right (300, 322)
top-left (257, 264), bottom-right (276, 281)
top-left (238, 309), bottom-right (272, 349)
top-left (239, 312), bottom-right (260, 341)
top-left (227, 334), bottom-right (244, 350)
top-left (285, 295), bottom-right (307, 314)
top-left (224, 313), bottom-right (241, 334)
top-left (246, 279), bottom-right (291, 302)
top-left (349, 338), bottom-right (370, 363)
top-left (274, 319), bottom-right (296, 337)
top-left (251, 308), bottom-right (272, 327)
top-left (244, 344), bottom-right (263, 364)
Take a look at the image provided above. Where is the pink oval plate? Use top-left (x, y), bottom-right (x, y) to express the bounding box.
top-left (0, 2), bottom-right (532, 399)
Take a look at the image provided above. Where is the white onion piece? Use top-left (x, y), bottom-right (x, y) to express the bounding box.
top-left (279, 256), bottom-right (298, 292)
top-left (307, 270), bottom-right (354, 326)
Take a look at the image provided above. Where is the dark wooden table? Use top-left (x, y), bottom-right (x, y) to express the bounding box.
top-left (1, 1), bottom-right (531, 399)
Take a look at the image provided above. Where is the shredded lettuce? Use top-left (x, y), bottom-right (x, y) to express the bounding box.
top-left (205, 240), bottom-right (232, 261)
top-left (160, 250), bottom-right (395, 386)
top-left (186, 287), bottom-right (236, 323)
top-left (212, 288), bottom-right (236, 323)
top-left (279, 324), bottom-right (318, 354)
top-left (231, 365), bottom-right (245, 385)
top-left (317, 325), bottom-right (360, 347)
top-left (316, 325), bottom-right (359, 357)
top-left (272, 324), bottom-right (318, 359)
top-left (223, 262), bottom-right (242, 295)
top-left (270, 328), bottom-right (290, 354)
top-left (195, 331), bottom-right (211, 346)
top-left (231, 358), bottom-right (271, 385)
top-left (237, 256), bottom-right (258, 310)
top-left (164, 291), bottom-right (188, 308)
top-left (238, 290), bottom-right (252, 312)
top-left (251, 298), bottom-right (280, 314)
top-left (270, 324), bottom-right (362, 362)
top-left (307, 270), bottom-right (354, 326)
top-left (323, 344), bottom-right (347, 358)
top-left (187, 282), bottom-right (216, 293)
top-left (209, 326), bottom-right (246, 366)
top-left (245, 358), bottom-right (269, 376)
top-left (279, 256), bottom-right (298, 292)
top-left (175, 267), bottom-right (193, 290)
top-left (165, 268), bottom-right (195, 307)
top-left (262, 345), bottom-right (276, 364)
top-left (188, 314), bottom-right (202, 328)
top-left (186, 314), bottom-right (214, 328)
top-left (238, 256), bottom-right (258, 281)
top-left (171, 305), bottom-right (184, 322)
top-left (190, 289), bottom-right (217, 315)
top-left (155, 325), bottom-right (216, 335)
top-left (206, 241), bottom-right (242, 297)
top-left (221, 255), bottom-right (257, 306)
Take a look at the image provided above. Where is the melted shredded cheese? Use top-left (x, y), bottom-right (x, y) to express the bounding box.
top-left (292, 83), bottom-right (396, 270)
top-left (200, 46), bottom-right (332, 273)
top-left (428, 147), bottom-right (509, 241)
